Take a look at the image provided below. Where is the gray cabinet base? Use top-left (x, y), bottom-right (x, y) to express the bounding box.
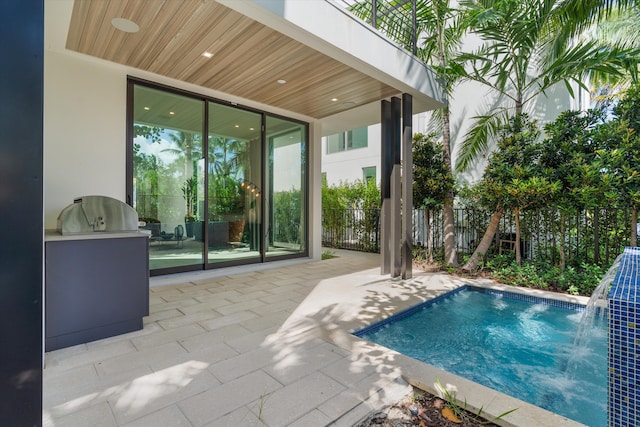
top-left (45, 235), bottom-right (149, 352)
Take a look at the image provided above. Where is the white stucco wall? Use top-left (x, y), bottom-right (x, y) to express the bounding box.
top-left (321, 125), bottom-right (381, 186)
top-left (320, 112), bottom-right (430, 187)
top-left (44, 51), bottom-right (127, 228)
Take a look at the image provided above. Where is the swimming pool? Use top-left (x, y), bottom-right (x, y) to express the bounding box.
top-left (355, 286), bottom-right (607, 427)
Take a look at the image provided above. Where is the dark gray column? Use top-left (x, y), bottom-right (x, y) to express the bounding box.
top-left (402, 94), bottom-right (413, 279)
top-left (0, 0), bottom-right (44, 424)
top-left (390, 97), bottom-right (402, 277)
top-left (380, 100), bottom-right (391, 274)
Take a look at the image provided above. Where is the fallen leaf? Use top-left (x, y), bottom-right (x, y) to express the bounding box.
top-left (433, 398), bottom-right (445, 409)
top-left (442, 406), bottom-right (462, 423)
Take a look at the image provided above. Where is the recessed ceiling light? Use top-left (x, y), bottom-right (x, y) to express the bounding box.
top-left (111, 17), bottom-right (139, 33)
top-left (143, 106), bottom-right (150, 110)
top-left (169, 111), bottom-right (175, 115)
top-left (202, 51), bottom-right (214, 58)
top-left (277, 79), bottom-right (286, 84)
top-left (249, 127), bottom-right (255, 131)
top-left (234, 125), bottom-right (240, 128)
top-left (331, 98), bottom-right (338, 102)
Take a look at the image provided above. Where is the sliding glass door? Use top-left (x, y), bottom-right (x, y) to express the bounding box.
top-left (207, 103), bottom-right (262, 265)
top-left (128, 79), bottom-right (308, 275)
top-left (132, 84), bottom-right (205, 271)
top-left (265, 116), bottom-right (307, 258)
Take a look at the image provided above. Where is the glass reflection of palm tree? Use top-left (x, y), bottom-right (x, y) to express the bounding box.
top-left (162, 131), bottom-right (202, 179)
top-left (209, 136), bottom-right (246, 178)
top-left (208, 135), bottom-right (249, 221)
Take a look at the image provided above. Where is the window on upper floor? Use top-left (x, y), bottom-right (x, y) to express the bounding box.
top-left (326, 127), bottom-right (368, 154)
top-left (363, 166), bottom-right (376, 183)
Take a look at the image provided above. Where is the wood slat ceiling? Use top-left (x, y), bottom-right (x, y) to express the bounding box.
top-left (66, 0), bottom-right (400, 119)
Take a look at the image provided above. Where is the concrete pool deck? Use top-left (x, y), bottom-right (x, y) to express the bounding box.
top-left (43, 250), bottom-right (587, 426)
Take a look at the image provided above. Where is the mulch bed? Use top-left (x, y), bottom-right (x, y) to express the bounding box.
top-left (355, 388), bottom-right (501, 427)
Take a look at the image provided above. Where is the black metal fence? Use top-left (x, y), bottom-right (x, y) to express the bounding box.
top-left (322, 207), bottom-right (633, 267)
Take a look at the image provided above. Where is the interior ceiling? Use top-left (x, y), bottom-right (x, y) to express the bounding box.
top-left (66, 0), bottom-right (400, 121)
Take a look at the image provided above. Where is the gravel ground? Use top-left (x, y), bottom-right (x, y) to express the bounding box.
top-left (355, 388), bottom-right (501, 427)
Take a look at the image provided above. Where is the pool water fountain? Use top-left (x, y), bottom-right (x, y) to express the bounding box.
top-left (566, 253), bottom-right (622, 377)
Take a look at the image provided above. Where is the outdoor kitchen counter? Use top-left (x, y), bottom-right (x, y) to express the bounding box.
top-left (44, 230), bottom-right (149, 352)
top-left (44, 230), bottom-right (150, 241)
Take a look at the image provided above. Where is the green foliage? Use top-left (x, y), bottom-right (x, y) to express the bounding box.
top-left (208, 176), bottom-right (243, 219)
top-left (481, 115), bottom-right (557, 210)
top-left (540, 108), bottom-right (610, 210)
top-left (483, 257), bottom-right (605, 296)
top-left (181, 177), bottom-right (198, 219)
top-left (321, 250), bottom-right (336, 260)
top-left (596, 84), bottom-right (640, 211)
top-left (322, 179), bottom-right (381, 251)
top-left (273, 189), bottom-right (302, 244)
top-left (413, 133), bottom-right (455, 210)
top-left (134, 124), bottom-right (163, 143)
top-left (434, 378), bottom-right (518, 424)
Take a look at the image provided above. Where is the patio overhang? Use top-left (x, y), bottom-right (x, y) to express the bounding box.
top-left (58, 0), bottom-right (444, 134)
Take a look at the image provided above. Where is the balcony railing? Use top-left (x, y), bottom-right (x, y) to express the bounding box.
top-left (333, 0), bottom-right (418, 55)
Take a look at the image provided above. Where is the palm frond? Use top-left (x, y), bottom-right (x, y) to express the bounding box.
top-left (455, 110), bottom-right (508, 172)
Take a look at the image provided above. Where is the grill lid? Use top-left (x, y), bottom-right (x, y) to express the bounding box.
top-left (57, 195), bottom-right (139, 235)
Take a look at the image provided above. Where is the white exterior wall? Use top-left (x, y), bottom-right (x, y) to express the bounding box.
top-left (44, 51), bottom-right (127, 229)
top-left (320, 112), bottom-right (429, 187)
top-left (321, 125), bottom-right (381, 186)
top-left (321, 79), bottom-right (588, 188)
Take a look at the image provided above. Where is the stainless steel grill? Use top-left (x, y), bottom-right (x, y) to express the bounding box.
top-left (56, 195), bottom-right (139, 235)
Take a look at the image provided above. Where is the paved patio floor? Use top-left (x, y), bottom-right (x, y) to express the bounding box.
top-left (43, 250), bottom-right (583, 427)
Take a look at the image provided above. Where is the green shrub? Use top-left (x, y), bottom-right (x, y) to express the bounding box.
top-left (482, 257), bottom-right (604, 296)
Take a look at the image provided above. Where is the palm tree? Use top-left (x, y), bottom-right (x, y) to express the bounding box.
top-left (586, 5), bottom-right (640, 99)
top-left (455, 0), bottom-right (638, 270)
top-left (350, 0), bottom-right (467, 266)
top-left (455, 0), bottom-right (635, 172)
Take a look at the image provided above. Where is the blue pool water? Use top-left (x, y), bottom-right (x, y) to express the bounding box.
top-left (356, 286), bottom-right (607, 427)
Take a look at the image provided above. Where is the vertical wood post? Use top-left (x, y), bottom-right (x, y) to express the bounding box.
top-left (380, 100), bottom-right (391, 275)
top-left (402, 93), bottom-right (413, 279)
top-left (390, 97), bottom-right (402, 277)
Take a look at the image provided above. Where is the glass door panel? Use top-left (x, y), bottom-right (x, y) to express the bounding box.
top-left (207, 103), bottom-right (262, 264)
top-left (265, 116), bottom-right (307, 258)
top-left (132, 85), bottom-right (204, 271)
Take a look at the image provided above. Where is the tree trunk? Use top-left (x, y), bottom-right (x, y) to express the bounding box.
top-left (442, 202), bottom-right (457, 266)
top-left (425, 209), bottom-right (433, 263)
top-left (593, 209), bottom-right (600, 264)
top-left (632, 207), bottom-right (638, 247)
top-left (462, 207), bottom-right (504, 272)
top-left (441, 109), bottom-right (458, 267)
top-left (559, 214), bottom-right (566, 270)
top-left (514, 208), bottom-right (521, 265)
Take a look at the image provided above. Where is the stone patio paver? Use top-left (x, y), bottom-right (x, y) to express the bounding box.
top-left (45, 249), bottom-right (572, 426)
top-left (42, 250), bottom-right (423, 426)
